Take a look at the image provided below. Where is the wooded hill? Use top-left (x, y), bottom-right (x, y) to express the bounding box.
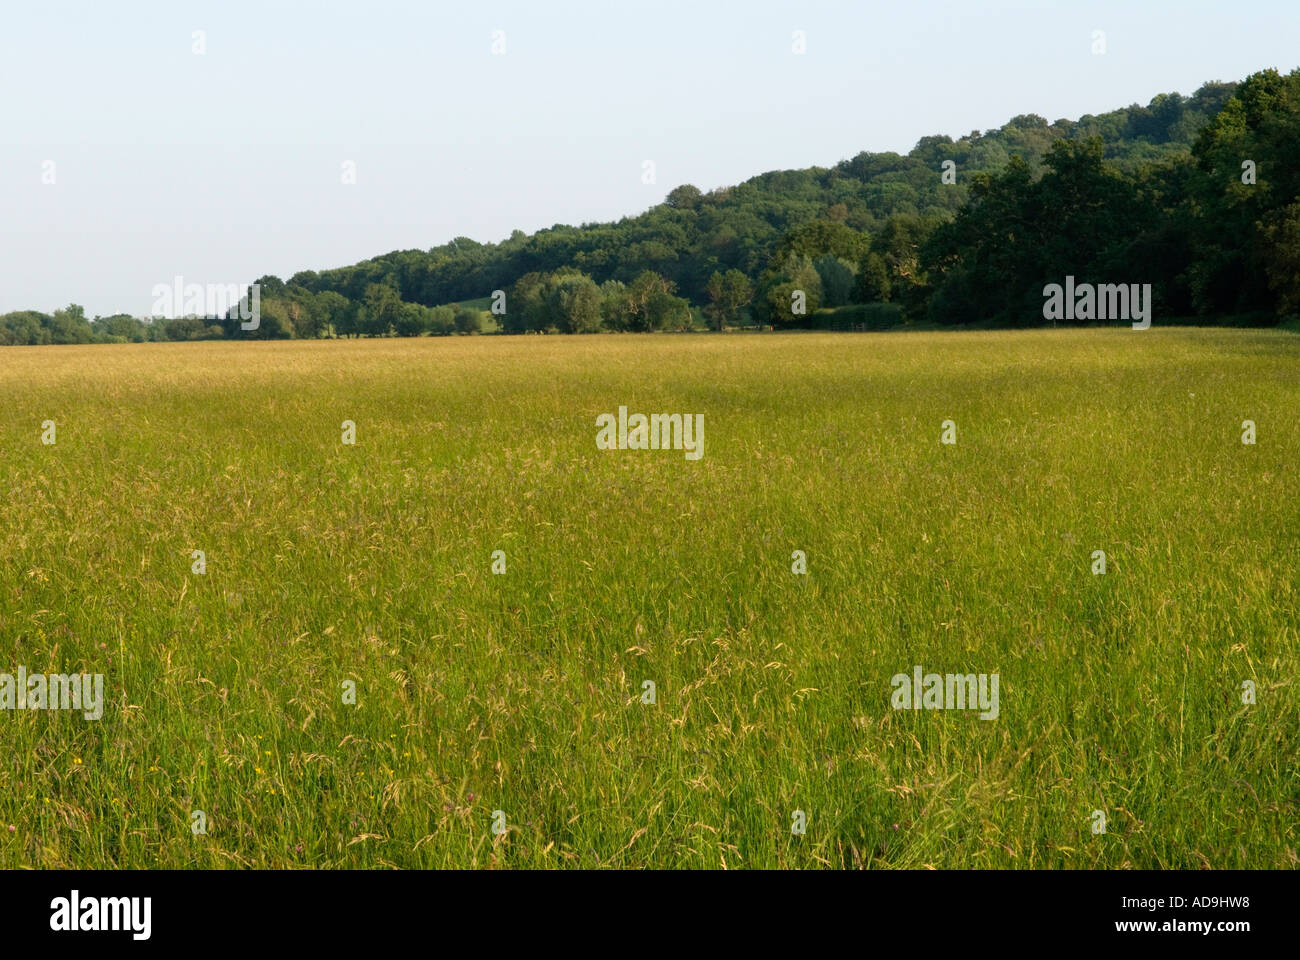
top-left (11, 72), bottom-right (1300, 343)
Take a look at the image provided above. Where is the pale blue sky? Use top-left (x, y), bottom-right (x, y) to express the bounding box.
top-left (1, 0), bottom-right (1296, 317)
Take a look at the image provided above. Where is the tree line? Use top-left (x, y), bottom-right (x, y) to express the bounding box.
top-left (8, 72), bottom-right (1300, 344)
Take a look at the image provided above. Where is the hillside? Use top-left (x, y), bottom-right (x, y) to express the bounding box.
top-left (288, 82), bottom-right (1238, 311)
top-left (14, 72), bottom-right (1300, 342)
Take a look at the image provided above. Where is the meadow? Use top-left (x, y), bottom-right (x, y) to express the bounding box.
top-left (0, 328), bottom-right (1296, 869)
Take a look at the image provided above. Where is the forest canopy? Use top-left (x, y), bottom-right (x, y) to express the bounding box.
top-left (9, 71), bottom-right (1300, 345)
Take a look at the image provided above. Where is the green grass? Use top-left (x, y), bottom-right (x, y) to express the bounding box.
top-left (0, 328), bottom-right (1296, 869)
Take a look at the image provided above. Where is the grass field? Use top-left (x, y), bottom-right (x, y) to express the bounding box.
top-left (0, 328), bottom-right (1297, 869)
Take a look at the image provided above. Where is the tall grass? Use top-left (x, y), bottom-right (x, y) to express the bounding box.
top-left (0, 328), bottom-right (1295, 868)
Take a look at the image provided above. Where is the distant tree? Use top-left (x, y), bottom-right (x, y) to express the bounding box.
top-left (0, 311), bottom-right (51, 345)
top-left (704, 269), bottom-right (753, 330)
top-left (665, 184), bottom-right (703, 211)
top-left (599, 280), bottom-right (629, 330)
top-left (49, 304), bottom-right (93, 344)
top-left (506, 272), bottom-right (549, 333)
top-left (625, 271), bottom-right (679, 331)
top-left (813, 256), bottom-right (857, 307)
top-left (254, 300), bottom-right (295, 339)
top-left (855, 252), bottom-right (891, 302)
top-left (922, 139), bottom-right (1143, 325)
top-left (93, 314), bottom-right (146, 342)
top-left (759, 256), bottom-right (822, 327)
top-left (454, 306), bottom-right (483, 334)
top-left (646, 289), bottom-right (693, 331)
top-left (395, 302), bottom-right (428, 336)
top-left (1186, 68), bottom-right (1300, 316)
top-left (255, 275), bottom-right (288, 299)
top-left (314, 290), bottom-right (351, 337)
top-left (428, 305), bottom-right (456, 335)
top-left (281, 287), bottom-right (324, 338)
top-left (162, 316), bottom-right (208, 341)
top-left (361, 283), bottom-right (402, 336)
top-left (774, 220), bottom-right (870, 265)
top-left (548, 273), bottom-right (604, 332)
top-left (1261, 200), bottom-right (1300, 314)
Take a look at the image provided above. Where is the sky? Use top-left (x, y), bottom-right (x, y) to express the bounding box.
top-left (1, 0), bottom-right (1297, 318)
